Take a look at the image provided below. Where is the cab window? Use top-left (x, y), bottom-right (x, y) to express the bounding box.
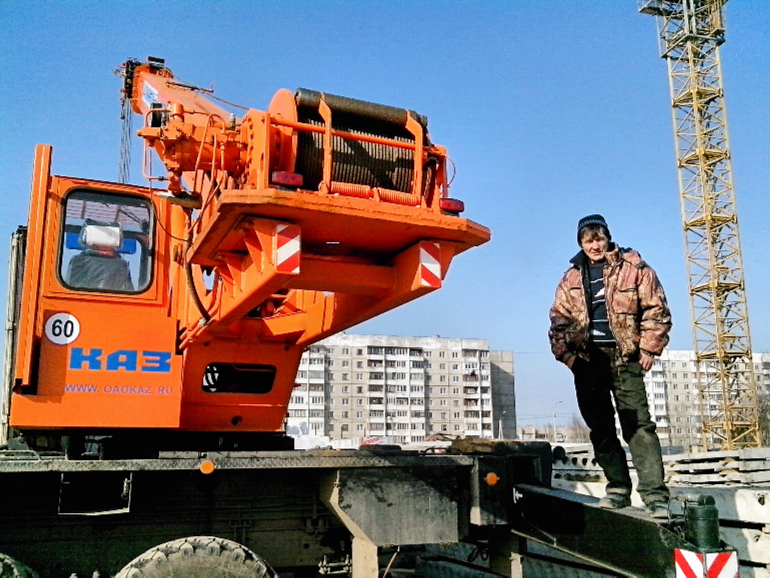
top-left (59, 190), bottom-right (153, 294)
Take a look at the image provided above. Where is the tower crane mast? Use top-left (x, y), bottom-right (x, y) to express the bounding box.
top-left (639, 0), bottom-right (761, 449)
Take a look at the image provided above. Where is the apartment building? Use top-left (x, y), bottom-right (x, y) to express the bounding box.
top-left (644, 350), bottom-right (770, 450)
top-left (286, 334), bottom-right (516, 445)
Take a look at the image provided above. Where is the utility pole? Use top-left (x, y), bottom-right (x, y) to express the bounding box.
top-left (639, 0), bottom-right (761, 449)
top-left (552, 400), bottom-right (562, 443)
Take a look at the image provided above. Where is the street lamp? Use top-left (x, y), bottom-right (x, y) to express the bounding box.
top-left (552, 400), bottom-right (563, 443)
top-left (498, 410), bottom-right (506, 439)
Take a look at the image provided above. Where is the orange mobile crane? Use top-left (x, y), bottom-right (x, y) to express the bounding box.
top-left (8, 56), bottom-right (489, 454)
top-left (0, 58), bottom-right (732, 578)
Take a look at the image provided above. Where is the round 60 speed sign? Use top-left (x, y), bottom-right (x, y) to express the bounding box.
top-left (44, 313), bottom-right (81, 345)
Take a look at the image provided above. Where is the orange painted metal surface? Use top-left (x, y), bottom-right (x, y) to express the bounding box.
top-left (10, 58), bottom-right (490, 435)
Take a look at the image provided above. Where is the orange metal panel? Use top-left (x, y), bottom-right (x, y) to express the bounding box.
top-left (14, 144), bottom-right (52, 390)
top-left (11, 305), bottom-right (181, 429)
top-left (179, 340), bottom-right (304, 432)
top-left (187, 187), bottom-right (489, 268)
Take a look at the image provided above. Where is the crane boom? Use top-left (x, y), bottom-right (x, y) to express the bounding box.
top-left (639, 0), bottom-right (761, 449)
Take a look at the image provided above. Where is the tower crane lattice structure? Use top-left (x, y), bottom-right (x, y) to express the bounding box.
top-left (639, 0), bottom-right (761, 449)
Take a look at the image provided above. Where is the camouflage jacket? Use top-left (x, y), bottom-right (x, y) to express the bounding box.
top-left (548, 244), bottom-right (671, 366)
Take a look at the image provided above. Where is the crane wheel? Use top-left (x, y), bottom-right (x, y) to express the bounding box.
top-left (114, 536), bottom-right (278, 578)
top-left (0, 554), bottom-right (39, 578)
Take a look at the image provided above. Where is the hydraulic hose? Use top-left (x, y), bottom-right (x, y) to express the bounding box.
top-left (184, 234), bottom-right (210, 325)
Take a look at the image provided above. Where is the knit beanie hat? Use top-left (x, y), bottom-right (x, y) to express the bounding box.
top-left (577, 214), bottom-right (611, 245)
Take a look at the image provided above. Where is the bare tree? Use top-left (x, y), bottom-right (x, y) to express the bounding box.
top-left (569, 414), bottom-right (590, 443)
top-left (758, 392), bottom-right (770, 448)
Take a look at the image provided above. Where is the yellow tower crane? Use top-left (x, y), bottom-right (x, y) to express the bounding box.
top-left (639, 0), bottom-right (761, 449)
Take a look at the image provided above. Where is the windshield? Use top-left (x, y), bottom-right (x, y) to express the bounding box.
top-left (59, 189), bottom-right (154, 294)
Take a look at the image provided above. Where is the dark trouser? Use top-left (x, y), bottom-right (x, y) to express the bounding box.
top-left (573, 347), bottom-right (669, 505)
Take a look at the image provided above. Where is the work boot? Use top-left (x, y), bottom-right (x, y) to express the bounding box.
top-left (645, 501), bottom-right (669, 520)
top-left (597, 491), bottom-right (631, 509)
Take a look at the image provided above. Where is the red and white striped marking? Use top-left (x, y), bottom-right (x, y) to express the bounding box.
top-left (676, 549), bottom-right (703, 578)
top-left (705, 552), bottom-right (738, 578)
top-left (275, 224), bottom-right (301, 274)
top-left (419, 242), bottom-right (441, 288)
top-left (675, 549), bottom-right (738, 578)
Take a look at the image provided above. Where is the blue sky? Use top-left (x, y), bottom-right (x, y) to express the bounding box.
top-left (1, 1), bottom-right (768, 428)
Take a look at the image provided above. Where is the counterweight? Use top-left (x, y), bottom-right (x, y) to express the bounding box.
top-left (639, 0), bottom-right (761, 449)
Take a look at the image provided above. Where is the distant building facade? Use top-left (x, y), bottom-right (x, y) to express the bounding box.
top-left (644, 350), bottom-right (770, 451)
top-left (286, 334), bottom-right (516, 444)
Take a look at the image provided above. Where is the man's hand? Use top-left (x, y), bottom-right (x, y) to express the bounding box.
top-left (640, 351), bottom-right (654, 372)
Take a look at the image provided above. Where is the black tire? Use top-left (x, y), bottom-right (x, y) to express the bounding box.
top-left (0, 554), bottom-right (39, 578)
top-left (115, 536), bottom-right (278, 578)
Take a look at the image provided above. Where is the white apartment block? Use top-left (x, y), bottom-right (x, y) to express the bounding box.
top-left (286, 334), bottom-right (516, 445)
top-left (644, 350), bottom-right (770, 451)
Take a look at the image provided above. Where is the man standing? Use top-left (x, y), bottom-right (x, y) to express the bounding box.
top-left (549, 214), bottom-right (671, 519)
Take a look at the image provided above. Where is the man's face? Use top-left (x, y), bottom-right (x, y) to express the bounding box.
top-left (580, 232), bottom-right (609, 263)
